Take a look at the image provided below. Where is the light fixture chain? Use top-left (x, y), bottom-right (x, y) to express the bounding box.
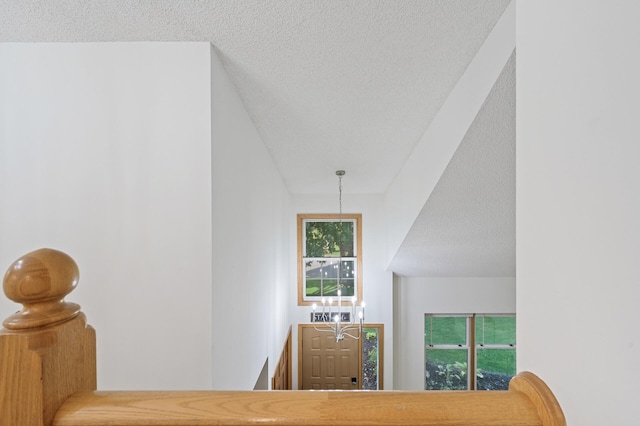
top-left (337, 171), bottom-right (343, 223)
top-left (337, 171), bottom-right (344, 290)
top-left (310, 170), bottom-right (362, 343)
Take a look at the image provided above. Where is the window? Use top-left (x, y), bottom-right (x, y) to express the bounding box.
top-left (424, 315), bottom-right (470, 390)
top-left (425, 314), bottom-right (516, 390)
top-left (297, 214), bottom-right (362, 305)
top-left (475, 315), bottom-right (516, 390)
top-left (362, 325), bottom-right (383, 390)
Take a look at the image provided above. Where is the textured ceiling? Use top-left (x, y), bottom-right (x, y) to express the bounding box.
top-left (0, 0), bottom-right (510, 194)
top-left (0, 0), bottom-right (515, 277)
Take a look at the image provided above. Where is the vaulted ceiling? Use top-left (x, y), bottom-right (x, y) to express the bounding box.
top-left (0, 0), bottom-right (515, 278)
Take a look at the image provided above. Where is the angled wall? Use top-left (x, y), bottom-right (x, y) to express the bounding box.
top-left (388, 3), bottom-right (516, 390)
top-left (385, 1), bottom-right (515, 268)
top-left (210, 46), bottom-right (291, 390)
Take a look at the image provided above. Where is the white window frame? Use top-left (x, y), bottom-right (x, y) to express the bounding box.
top-left (425, 313), bottom-right (516, 390)
top-left (425, 314), bottom-right (472, 390)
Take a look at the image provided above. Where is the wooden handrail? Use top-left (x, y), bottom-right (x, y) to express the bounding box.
top-left (53, 372), bottom-right (563, 426)
top-left (1, 249), bottom-right (566, 426)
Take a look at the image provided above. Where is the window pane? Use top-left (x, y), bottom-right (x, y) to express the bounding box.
top-left (362, 327), bottom-right (379, 390)
top-left (475, 316), bottom-right (516, 345)
top-left (338, 259), bottom-right (356, 297)
top-left (424, 316), bottom-right (467, 346)
top-left (304, 258), bottom-right (356, 297)
top-left (476, 349), bottom-right (516, 390)
top-left (323, 284), bottom-right (339, 296)
top-left (337, 221), bottom-right (354, 256)
top-left (338, 279), bottom-right (355, 297)
top-left (339, 259), bottom-right (355, 279)
top-left (425, 349), bottom-right (468, 390)
top-left (305, 221), bottom-right (354, 257)
top-left (305, 259), bottom-right (338, 297)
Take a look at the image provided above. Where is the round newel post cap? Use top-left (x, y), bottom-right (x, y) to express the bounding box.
top-left (3, 248), bottom-right (81, 330)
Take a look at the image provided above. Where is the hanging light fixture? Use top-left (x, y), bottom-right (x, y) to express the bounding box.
top-left (311, 170), bottom-right (365, 342)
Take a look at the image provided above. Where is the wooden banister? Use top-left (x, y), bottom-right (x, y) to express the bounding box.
top-left (1, 249), bottom-right (565, 426)
top-left (53, 374), bottom-right (564, 426)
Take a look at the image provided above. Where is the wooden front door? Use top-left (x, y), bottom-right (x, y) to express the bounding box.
top-left (300, 326), bottom-right (360, 390)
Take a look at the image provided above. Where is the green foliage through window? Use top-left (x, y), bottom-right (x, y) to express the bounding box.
top-left (305, 221), bottom-right (354, 257)
top-left (425, 314), bottom-right (516, 391)
top-left (302, 218), bottom-right (358, 299)
top-left (362, 327), bottom-right (380, 390)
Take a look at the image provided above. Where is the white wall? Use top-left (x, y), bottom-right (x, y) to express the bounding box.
top-left (210, 46), bottom-right (291, 390)
top-left (0, 43), bottom-right (213, 390)
top-left (393, 276), bottom-right (515, 390)
top-left (290, 193), bottom-right (393, 389)
top-left (517, 2), bottom-right (640, 424)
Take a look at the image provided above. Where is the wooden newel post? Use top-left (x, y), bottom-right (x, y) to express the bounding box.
top-left (0, 248), bottom-right (96, 426)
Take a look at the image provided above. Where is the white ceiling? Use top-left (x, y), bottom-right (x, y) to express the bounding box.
top-left (0, 0), bottom-right (515, 277)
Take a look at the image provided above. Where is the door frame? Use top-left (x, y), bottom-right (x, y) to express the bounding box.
top-left (297, 323), bottom-right (384, 390)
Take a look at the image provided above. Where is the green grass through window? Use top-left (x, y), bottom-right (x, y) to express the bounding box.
top-left (425, 315), bottom-right (516, 387)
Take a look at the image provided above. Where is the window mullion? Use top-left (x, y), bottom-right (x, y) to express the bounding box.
top-left (470, 315), bottom-right (476, 390)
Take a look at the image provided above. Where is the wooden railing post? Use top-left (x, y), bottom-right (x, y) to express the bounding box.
top-left (0, 248), bottom-right (96, 426)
